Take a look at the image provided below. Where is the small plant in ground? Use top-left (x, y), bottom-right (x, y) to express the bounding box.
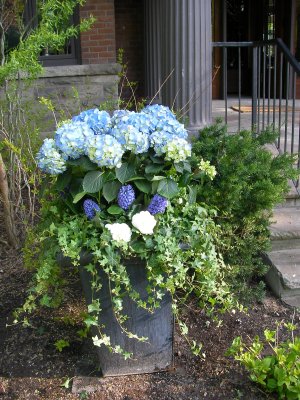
top-left (227, 321), bottom-right (300, 399)
top-left (191, 120), bottom-right (297, 303)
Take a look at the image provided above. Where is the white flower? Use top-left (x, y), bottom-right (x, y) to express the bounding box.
top-left (131, 211), bottom-right (157, 235)
top-left (105, 223), bottom-right (132, 243)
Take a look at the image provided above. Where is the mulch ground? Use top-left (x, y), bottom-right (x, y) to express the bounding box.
top-left (0, 218), bottom-right (299, 400)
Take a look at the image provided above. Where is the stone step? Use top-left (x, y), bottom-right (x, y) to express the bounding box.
top-left (278, 179), bottom-right (300, 207)
top-left (270, 206), bottom-right (300, 240)
top-left (264, 248), bottom-right (300, 308)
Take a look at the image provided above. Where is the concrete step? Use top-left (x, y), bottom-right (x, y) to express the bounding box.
top-left (264, 248), bottom-right (300, 308)
top-left (277, 179), bottom-right (300, 207)
top-left (265, 205), bottom-right (300, 308)
top-left (270, 206), bottom-right (300, 240)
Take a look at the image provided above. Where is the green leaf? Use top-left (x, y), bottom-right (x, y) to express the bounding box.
top-left (116, 162), bottom-right (135, 183)
top-left (151, 175), bottom-right (166, 181)
top-left (174, 162), bottom-right (184, 173)
top-left (103, 181), bottom-right (121, 202)
top-left (187, 185), bottom-right (197, 204)
top-left (107, 205), bottom-right (124, 215)
top-left (145, 164), bottom-right (164, 174)
top-left (157, 178), bottom-right (179, 199)
top-left (134, 179), bottom-right (151, 194)
top-left (54, 171), bottom-right (72, 191)
top-left (55, 339), bottom-right (70, 352)
top-left (70, 178), bottom-right (83, 197)
top-left (128, 176), bottom-right (145, 181)
top-left (131, 240), bottom-right (146, 253)
top-left (83, 171), bottom-right (104, 193)
top-left (67, 156), bottom-right (97, 171)
top-left (73, 191), bottom-right (87, 204)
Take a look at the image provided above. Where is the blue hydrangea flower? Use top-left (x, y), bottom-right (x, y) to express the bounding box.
top-left (72, 109), bottom-right (111, 134)
top-left (117, 185), bottom-right (135, 210)
top-left (123, 125), bottom-right (149, 154)
top-left (86, 134), bottom-right (124, 168)
top-left (36, 138), bottom-right (67, 175)
top-left (143, 104), bottom-right (176, 121)
top-left (147, 194), bottom-right (168, 215)
top-left (55, 121), bottom-right (94, 159)
top-left (149, 131), bottom-right (173, 156)
top-left (111, 110), bottom-right (152, 140)
top-left (142, 105), bottom-right (188, 139)
top-left (164, 137), bottom-right (192, 162)
top-left (83, 199), bottom-right (101, 220)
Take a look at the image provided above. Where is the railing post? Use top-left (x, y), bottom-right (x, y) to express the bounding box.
top-left (252, 46), bottom-right (258, 131)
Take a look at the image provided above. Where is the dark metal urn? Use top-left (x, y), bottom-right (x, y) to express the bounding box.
top-left (59, 252), bottom-right (174, 376)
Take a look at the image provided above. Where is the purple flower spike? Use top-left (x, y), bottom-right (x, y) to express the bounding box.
top-left (83, 199), bottom-right (101, 220)
top-left (117, 185), bottom-right (135, 210)
top-left (148, 194), bottom-right (168, 215)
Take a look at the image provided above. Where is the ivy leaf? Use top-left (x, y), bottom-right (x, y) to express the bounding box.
top-left (107, 205), bottom-right (124, 215)
top-left (157, 178), bottom-right (179, 199)
top-left (103, 181), bottom-right (121, 202)
top-left (73, 191), bottom-right (86, 204)
top-left (83, 171), bottom-right (104, 193)
top-left (134, 179), bottom-right (151, 194)
top-left (116, 162), bottom-right (135, 183)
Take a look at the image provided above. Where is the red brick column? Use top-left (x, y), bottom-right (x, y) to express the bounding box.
top-left (80, 0), bottom-right (116, 64)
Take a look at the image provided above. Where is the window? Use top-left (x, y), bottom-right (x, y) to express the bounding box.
top-left (24, 0), bottom-right (81, 66)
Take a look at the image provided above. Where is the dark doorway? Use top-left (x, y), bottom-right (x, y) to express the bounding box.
top-left (212, 0), bottom-right (295, 98)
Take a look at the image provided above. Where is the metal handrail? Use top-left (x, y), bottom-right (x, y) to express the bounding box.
top-left (212, 38), bottom-right (300, 185)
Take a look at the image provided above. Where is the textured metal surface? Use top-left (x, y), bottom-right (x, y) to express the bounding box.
top-left (78, 257), bottom-right (174, 377)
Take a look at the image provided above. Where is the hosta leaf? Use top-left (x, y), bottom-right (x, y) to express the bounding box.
top-left (157, 178), bottom-right (179, 199)
top-left (83, 171), bottom-right (104, 193)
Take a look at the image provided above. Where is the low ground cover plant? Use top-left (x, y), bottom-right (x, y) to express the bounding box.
top-left (227, 322), bottom-right (300, 399)
top-left (191, 121), bottom-right (296, 302)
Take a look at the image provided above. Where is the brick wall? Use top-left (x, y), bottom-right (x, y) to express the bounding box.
top-left (115, 0), bottom-right (144, 98)
top-left (80, 0), bottom-right (117, 64)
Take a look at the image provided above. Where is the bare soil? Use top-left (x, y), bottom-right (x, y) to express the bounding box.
top-left (0, 222), bottom-right (299, 400)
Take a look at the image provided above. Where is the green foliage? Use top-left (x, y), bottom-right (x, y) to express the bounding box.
top-left (192, 121), bottom-right (297, 302)
top-left (227, 322), bottom-right (300, 399)
top-left (20, 168), bottom-right (233, 357)
top-left (0, 0), bottom-right (95, 83)
top-left (54, 339), bottom-right (70, 352)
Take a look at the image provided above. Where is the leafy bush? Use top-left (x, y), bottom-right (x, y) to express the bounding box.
top-left (191, 121), bottom-right (297, 302)
top-left (227, 322), bottom-right (300, 399)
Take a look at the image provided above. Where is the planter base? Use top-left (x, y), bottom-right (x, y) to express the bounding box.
top-left (79, 257), bottom-right (174, 376)
top-left (57, 253), bottom-right (174, 376)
